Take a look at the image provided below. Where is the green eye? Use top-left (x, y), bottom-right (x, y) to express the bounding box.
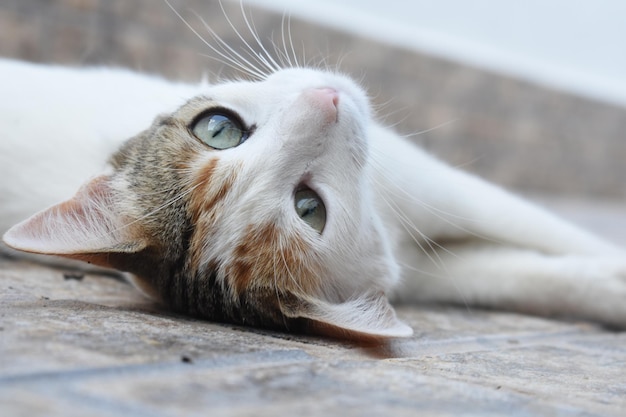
top-left (295, 187), bottom-right (326, 234)
top-left (191, 112), bottom-right (247, 149)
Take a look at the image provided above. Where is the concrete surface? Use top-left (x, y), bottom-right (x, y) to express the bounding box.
top-left (1, 200), bottom-right (625, 417)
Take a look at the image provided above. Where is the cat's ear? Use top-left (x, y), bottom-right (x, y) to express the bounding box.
top-left (2, 175), bottom-right (148, 268)
top-left (283, 292), bottom-right (413, 339)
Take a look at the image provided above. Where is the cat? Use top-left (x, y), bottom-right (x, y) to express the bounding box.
top-left (1, 53), bottom-right (625, 339)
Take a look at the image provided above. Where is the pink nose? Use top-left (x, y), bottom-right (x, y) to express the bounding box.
top-left (315, 87), bottom-right (339, 108)
top-left (304, 87), bottom-right (340, 124)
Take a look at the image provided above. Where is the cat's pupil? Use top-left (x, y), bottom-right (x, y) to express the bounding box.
top-left (295, 188), bottom-right (326, 233)
top-left (191, 112), bottom-right (246, 150)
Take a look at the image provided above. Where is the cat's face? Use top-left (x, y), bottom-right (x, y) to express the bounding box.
top-left (4, 68), bottom-right (411, 338)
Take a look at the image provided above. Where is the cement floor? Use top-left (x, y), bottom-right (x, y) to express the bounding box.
top-left (1, 199), bottom-right (625, 417)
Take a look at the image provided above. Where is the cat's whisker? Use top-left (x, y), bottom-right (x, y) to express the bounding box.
top-left (134, 182), bottom-right (195, 198)
top-left (113, 159), bottom-right (197, 178)
top-left (449, 155), bottom-right (486, 171)
top-left (347, 148), bottom-right (449, 271)
top-left (396, 260), bottom-right (472, 311)
top-left (266, 39), bottom-right (287, 72)
top-left (355, 150), bottom-right (459, 261)
top-left (368, 150), bottom-right (509, 249)
top-left (278, 236), bottom-right (305, 294)
top-left (264, 14), bottom-right (299, 71)
top-left (296, 48), bottom-right (321, 72)
top-left (376, 107), bottom-right (413, 131)
top-left (400, 118), bottom-right (459, 139)
top-left (213, 1), bottom-right (276, 77)
top-left (230, 0), bottom-right (283, 75)
top-left (312, 55), bottom-right (329, 73)
top-left (332, 53), bottom-right (346, 74)
top-left (369, 95), bottom-right (397, 115)
top-left (373, 181), bottom-right (449, 271)
top-left (195, 53), bottom-right (260, 80)
top-left (194, 11), bottom-right (269, 80)
top-left (278, 14), bottom-right (293, 69)
top-left (298, 39), bottom-right (307, 69)
top-left (273, 271), bottom-right (290, 330)
top-left (140, 185), bottom-right (200, 221)
top-left (396, 260), bottom-right (445, 279)
top-left (171, 3), bottom-right (266, 79)
top-left (163, 0), bottom-right (262, 80)
top-left (372, 165), bottom-right (477, 238)
top-left (367, 179), bottom-right (475, 309)
top-left (368, 150), bottom-right (479, 223)
top-left (285, 13), bottom-right (300, 69)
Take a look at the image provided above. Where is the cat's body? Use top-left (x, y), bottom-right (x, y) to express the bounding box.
top-left (1, 57), bottom-right (625, 338)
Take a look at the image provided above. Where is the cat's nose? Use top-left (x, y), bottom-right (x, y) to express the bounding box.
top-left (314, 87), bottom-right (339, 107)
top-left (303, 87), bottom-right (339, 124)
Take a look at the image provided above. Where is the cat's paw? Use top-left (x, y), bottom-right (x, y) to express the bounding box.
top-left (570, 257), bottom-right (626, 329)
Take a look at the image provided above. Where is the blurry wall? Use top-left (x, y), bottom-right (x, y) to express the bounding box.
top-left (1, 0), bottom-right (625, 198)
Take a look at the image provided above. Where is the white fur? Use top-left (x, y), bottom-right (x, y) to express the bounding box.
top-left (1, 58), bottom-right (625, 334)
top-left (0, 58), bottom-right (200, 233)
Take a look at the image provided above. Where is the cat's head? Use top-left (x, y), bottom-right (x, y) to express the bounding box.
top-left (3, 68), bottom-right (412, 339)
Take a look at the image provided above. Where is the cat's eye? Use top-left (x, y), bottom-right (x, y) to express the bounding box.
top-left (295, 187), bottom-right (326, 234)
top-left (191, 111), bottom-right (248, 150)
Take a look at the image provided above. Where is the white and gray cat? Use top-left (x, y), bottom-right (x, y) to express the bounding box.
top-left (1, 53), bottom-right (625, 339)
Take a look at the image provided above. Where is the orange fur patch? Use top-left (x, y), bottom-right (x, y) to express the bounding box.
top-left (187, 158), bottom-right (237, 270)
top-left (227, 222), bottom-right (321, 297)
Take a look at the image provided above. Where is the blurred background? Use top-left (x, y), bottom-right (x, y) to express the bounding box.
top-left (1, 0), bottom-right (625, 200)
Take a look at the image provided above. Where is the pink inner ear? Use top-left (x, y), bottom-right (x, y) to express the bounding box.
top-left (3, 175), bottom-right (145, 258)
